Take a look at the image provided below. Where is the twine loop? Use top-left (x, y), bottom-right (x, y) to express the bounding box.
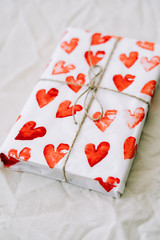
top-left (39, 35), bottom-right (150, 183)
top-left (39, 36), bottom-right (149, 182)
top-left (72, 63), bottom-right (104, 124)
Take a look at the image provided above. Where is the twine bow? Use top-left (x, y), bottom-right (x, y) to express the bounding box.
top-left (72, 36), bottom-right (122, 124)
top-left (39, 35), bottom-right (149, 182)
top-left (72, 64), bottom-right (104, 124)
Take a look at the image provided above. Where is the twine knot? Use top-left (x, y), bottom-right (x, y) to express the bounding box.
top-left (72, 64), bottom-right (104, 124)
top-left (39, 36), bottom-right (149, 183)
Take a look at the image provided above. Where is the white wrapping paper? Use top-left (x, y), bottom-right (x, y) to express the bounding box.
top-left (0, 27), bottom-right (160, 198)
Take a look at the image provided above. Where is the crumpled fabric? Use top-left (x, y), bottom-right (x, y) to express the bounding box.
top-left (1, 27), bottom-right (159, 197)
top-left (1, 0), bottom-right (160, 239)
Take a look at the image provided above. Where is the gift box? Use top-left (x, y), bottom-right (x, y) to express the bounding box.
top-left (0, 27), bottom-right (160, 198)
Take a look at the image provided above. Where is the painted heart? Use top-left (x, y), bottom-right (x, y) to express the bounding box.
top-left (85, 51), bottom-right (105, 67)
top-left (91, 33), bottom-right (111, 45)
top-left (119, 52), bottom-right (138, 68)
top-left (93, 110), bottom-right (117, 132)
top-left (95, 176), bottom-right (120, 192)
top-left (85, 142), bottom-right (110, 167)
top-left (8, 147), bottom-right (31, 161)
top-left (56, 100), bottom-right (83, 118)
top-left (124, 136), bottom-right (137, 160)
top-left (52, 61), bottom-right (75, 75)
top-left (15, 121), bottom-right (46, 140)
top-left (0, 153), bottom-right (19, 167)
top-left (44, 143), bottom-right (70, 169)
top-left (136, 41), bottom-right (154, 51)
top-left (36, 88), bottom-right (59, 108)
top-left (66, 73), bottom-right (86, 93)
top-left (61, 38), bottom-right (79, 53)
top-left (140, 56), bottom-right (160, 72)
top-left (0, 147), bottom-right (31, 167)
top-left (141, 80), bottom-right (156, 98)
top-left (126, 107), bottom-right (145, 129)
top-left (113, 74), bottom-right (135, 91)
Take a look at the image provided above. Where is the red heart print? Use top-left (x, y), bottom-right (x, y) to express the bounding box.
top-left (56, 100), bottom-right (83, 118)
top-left (8, 147), bottom-right (31, 161)
top-left (52, 61), bottom-right (75, 75)
top-left (0, 147), bottom-right (31, 167)
top-left (15, 121), bottom-right (46, 140)
top-left (85, 51), bottom-right (105, 67)
top-left (0, 153), bottom-right (19, 167)
top-left (136, 41), bottom-right (154, 51)
top-left (43, 143), bottom-right (70, 168)
top-left (113, 74), bottom-right (135, 91)
top-left (140, 56), bottom-right (160, 72)
top-left (66, 73), bottom-right (86, 93)
top-left (126, 107), bottom-right (145, 129)
top-left (124, 136), bottom-right (137, 160)
top-left (85, 142), bottom-right (110, 167)
top-left (95, 176), bottom-right (120, 192)
top-left (141, 80), bottom-right (156, 98)
top-left (91, 33), bottom-right (111, 45)
top-left (119, 52), bottom-right (138, 68)
top-left (61, 38), bottom-right (79, 54)
top-left (93, 110), bottom-right (117, 132)
top-left (36, 88), bottom-right (59, 108)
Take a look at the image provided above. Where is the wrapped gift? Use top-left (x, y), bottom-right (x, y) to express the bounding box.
top-left (0, 27), bottom-right (160, 198)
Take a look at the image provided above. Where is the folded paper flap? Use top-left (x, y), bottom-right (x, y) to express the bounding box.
top-left (41, 28), bottom-right (160, 105)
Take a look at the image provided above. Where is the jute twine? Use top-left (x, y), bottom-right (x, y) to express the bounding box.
top-left (40, 36), bottom-right (149, 182)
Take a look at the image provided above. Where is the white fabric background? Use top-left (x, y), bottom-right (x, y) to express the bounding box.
top-left (1, 0), bottom-right (160, 239)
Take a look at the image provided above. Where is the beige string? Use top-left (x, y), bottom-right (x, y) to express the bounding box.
top-left (39, 78), bottom-right (149, 106)
top-left (39, 36), bottom-right (150, 182)
top-left (62, 36), bottom-right (121, 182)
top-left (72, 65), bottom-right (104, 124)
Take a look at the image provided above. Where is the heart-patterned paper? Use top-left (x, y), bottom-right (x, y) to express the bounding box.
top-left (136, 41), bottom-right (154, 51)
top-left (15, 121), bottom-right (46, 140)
top-left (140, 56), bottom-right (160, 72)
top-left (93, 110), bottom-right (117, 132)
top-left (8, 147), bottom-right (31, 161)
top-left (141, 80), bottom-right (156, 97)
top-left (126, 107), bottom-right (145, 129)
top-left (1, 148), bottom-right (31, 167)
top-left (56, 100), bottom-right (83, 118)
top-left (36, 88), bottom-right (59, 108)
top-left (61, 38), bottom-right (79, 54)
top-left (85, 51), bottom-right (105, 66)
top-left (52, 61), bottom-right (75, 75)
top-left (95, 177), bottom-right (120, 192)
top-left (0, 153), bottom-right (20, 167)
top-left (66, 73), bottom-right (86, 93)
top-left (124, 137), bottom-right (137, 160)
top-left (85, 142), bottom-right (110, 167)
top-left (1, 28), bottom-right (160, 198)
top-left (44, 143), bottom-right (70, 168)
top-left (113, 74), bottom-right (135, 91)
top-left (119, 52), bottom-right (138, 68)
top-left (91, 33), bottom-right (111, 45)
